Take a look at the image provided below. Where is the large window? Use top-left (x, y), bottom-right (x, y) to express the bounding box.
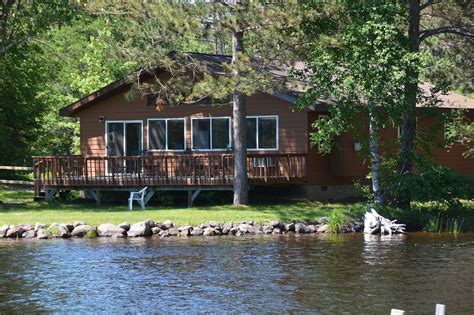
top-left (192, 117), bottom-right (231, 150)
top-left (148, 118), bottom-right (186, 151)
top-left (247, 116), bottom-right (278, 150)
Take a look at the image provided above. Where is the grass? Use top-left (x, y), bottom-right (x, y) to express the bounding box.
top-left (2, 187), bottom-right (472, 231)
top-left (0, 187), bottom-right (366, 226)
top-left (327, 209), bottom-right (348, 233)
top-left (378, 200), bottom-right (474, 233)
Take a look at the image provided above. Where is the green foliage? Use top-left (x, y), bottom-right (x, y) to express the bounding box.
top-left (0, 44), bottom-right (48, 165)
top-left (327, 209), bottom-right (347, 234)
top-left (298, 0), bottom-right (415, 154)
top-left (86, 1), bottom-right (305, 105)
top-left (0, 0), bottom-right (74, 57)
top-left (420, 1), bottom-right (474, 97)
top-left (32, 15), bottom-right (136, 156)
top-left (354, 180), bottom-right (373, 201)
top-left (384, 157), bottom-right (474, 206)
top-left (443, 109), bottom-right (473, 158)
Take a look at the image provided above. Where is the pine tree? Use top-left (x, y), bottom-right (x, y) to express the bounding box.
top-left (86, 0), bottom-right (304, 205)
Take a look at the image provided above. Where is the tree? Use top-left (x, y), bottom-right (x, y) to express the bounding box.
top-left (0, 0), bottom-right (73, 57)
top-left (397, 0), bottom-right (474, 207)
top-left (0, 0), bottom-right (75, 166)
top-left (86, 1), bottom-right (303, 205)
top-left (0, 43), bottom-right (46, 165)
top-left (298, 1), bottom-right (411, 206)
top-left (33, 15), bottom-right (135, 156)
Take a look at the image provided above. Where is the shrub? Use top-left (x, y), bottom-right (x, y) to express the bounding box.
top-left (385, 158), bottom-right (474, 206)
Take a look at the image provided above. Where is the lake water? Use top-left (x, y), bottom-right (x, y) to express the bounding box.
top-left (0, 233), bottom-right (473, 314)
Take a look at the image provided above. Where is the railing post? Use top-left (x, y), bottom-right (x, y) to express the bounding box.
top-left (165, 156), bottom-right (169, 184)
top-left (221, 155), bottom-right (225, 184)
top-left (264, 157), bottom-right (268, 183)
top-left (287, 154), bottom-right (291, 181)
top-left (85, 157), bottom-right (89, 184)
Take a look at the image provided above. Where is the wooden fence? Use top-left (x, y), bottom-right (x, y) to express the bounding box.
top-left (0, 165), bottom-right (34, 185)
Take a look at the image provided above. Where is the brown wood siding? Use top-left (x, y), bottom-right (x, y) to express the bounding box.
top-left (306, 111), bottom-right (474, 185)
top-left (76, 91), bottom-right (308, 157)
top-left (306, 112), bottom-right (363, 185)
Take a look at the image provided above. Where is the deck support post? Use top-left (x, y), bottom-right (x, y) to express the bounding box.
top-left (45, 189), bottom-right (57, 202)
top-left (96, 190), bottom-right (101, 206)
top-left (188, 189), bottom-right (201, 208)
top-left (88, 190), bottom-right (101, 206)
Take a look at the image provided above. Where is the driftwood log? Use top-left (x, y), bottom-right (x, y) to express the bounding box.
top-left (363, 208), bottom-right (406, 235)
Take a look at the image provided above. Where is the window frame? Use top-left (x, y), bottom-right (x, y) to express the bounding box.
top-left (246, 115), bottom-right (279, 151)
top-left (191, 116), bottom-right (232, 151)
top-left (147, 118), bottom-right (187, 152)
top-left (105, 120), bottom-right (144, 157)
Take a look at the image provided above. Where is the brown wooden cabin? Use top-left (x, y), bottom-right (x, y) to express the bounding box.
top-left (33, 54), bottom-right (474, 204)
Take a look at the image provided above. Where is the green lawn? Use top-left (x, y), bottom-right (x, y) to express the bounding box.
top-left (0, 188), bottom-right (366, 226)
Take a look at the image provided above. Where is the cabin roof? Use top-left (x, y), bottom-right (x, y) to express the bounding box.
top-left (59, 52), bottom-right (474, 117)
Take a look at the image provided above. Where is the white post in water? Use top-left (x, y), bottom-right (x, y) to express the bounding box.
top-left (435, 304), bottom-right (445, 315)
top-left (390, 309), bottom-right (405, 315)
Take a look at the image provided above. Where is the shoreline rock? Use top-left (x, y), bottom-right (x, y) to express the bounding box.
top-left (0, 218), bottom-right (364, 240)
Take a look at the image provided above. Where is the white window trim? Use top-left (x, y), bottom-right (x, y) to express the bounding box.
top-left (247, 115), bottom-right (279, 151)
top-left (105, 120), bottom-right (144, 157)
top-left (191, 116), bottom-right (232, 151)
top-left (147, 118), bottom-right (187, 152)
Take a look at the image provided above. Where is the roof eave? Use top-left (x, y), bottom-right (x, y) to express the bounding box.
top-left (59, 78), bottom-right (130, 117)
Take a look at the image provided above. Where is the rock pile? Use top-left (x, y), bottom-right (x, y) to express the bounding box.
top-left (0, 219), bottom-right (364, 240)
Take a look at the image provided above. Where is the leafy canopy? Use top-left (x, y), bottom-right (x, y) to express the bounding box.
top-left (297, 0), bottom-right (416, 154)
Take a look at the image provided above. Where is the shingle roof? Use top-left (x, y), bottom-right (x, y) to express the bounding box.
top-left (59, 52), bottom-right (474, 117)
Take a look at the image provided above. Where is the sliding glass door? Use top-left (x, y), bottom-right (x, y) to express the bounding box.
top-left (106, 121), bottom-right (142, 174)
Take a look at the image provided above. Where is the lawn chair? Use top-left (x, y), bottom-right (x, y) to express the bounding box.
top-left (128, 187), bottom-right (148, 210)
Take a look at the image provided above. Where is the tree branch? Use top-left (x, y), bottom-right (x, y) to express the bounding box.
top-left (420, 0), bottom-right (442, 11)
top-left (0, 31), bottom-right (32, 56)
top-left (420, 25), bottom-right (474, 42)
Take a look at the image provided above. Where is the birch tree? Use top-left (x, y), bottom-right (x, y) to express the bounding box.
top-left (298, 1), bottom-right (411, 206)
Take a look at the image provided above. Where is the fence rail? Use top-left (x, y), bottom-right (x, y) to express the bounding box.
top-left (0, 166), bottom-right (33, 171)
top-left (0, 165), bottom-right (34, 186)
top-left (32, 153), bottom-right (306, 190)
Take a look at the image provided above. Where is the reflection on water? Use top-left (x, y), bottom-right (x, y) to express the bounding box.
top-left (0, 233), bottom-right (473, 314)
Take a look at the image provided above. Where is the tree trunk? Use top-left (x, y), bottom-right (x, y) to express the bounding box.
top-left (396, 0), bottom-right (420, 208)
top-left (368, 101), bottom-right (384, 207)
top-left (232, 26), bottom-right (248, 205)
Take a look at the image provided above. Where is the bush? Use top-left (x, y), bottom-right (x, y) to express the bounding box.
top-left (385, 159), bottom-right (474, 206)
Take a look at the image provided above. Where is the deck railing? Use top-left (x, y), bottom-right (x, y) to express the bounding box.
top-left (33, 153), bottom-right (306, 189)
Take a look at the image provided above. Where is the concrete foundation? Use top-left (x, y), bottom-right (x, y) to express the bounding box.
top-left (306, 184), bottom-right (362, 201)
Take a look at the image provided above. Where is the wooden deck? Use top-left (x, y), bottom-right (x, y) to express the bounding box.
top-left (33, 153), bottom-right (307, 196)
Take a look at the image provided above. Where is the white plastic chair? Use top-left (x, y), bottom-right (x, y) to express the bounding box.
top-left (128, 187), bottom-right (148, 210)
